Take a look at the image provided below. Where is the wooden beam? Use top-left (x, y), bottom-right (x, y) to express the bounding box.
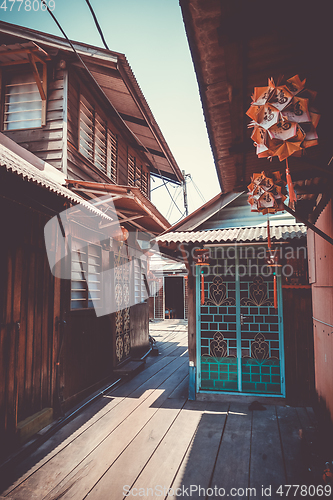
top-left (27, 53), bottom-right (46, 101)
top-left (0, 47), bottom-right (49, 57)
top-left (283, 203), bottom-right (333, 246)
top-left (41, 57), bottom-right (47, 127)
top-left (0, 60), bottom-right (31, 67)
top-left (294, 184), bottom-right (325, 195)
top-left (310, 192), bottom-right (331, 223)
top-left (99, 214), bottom-right (145, 229)
top-left (291, 157), bottom-right (333, 181)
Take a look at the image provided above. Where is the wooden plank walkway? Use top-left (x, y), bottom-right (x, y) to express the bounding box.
top-left (1, 319), bottom-right (320, 499)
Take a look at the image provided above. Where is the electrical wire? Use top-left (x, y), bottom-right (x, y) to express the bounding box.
top-left (81, 0), bottom-right (185, 217)
top-left (166, 185), bottom-right (183, 220)
top-left (157, 173), bottom-right (184, 215)
top-left (42, 1), bottom-right (185, 218)
top-left (84, 0), bottom-right (109, 50)
top-left (190, 177), bottom-right (206, 203)
top-left (172, 210), bottom-right (187, 225)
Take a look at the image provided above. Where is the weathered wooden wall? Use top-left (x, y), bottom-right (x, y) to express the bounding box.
top-left (0, 174), bottom-right (61, 457)
top-left (129, 302), bottom-right (149, 353)
top-left (308, 200), bottom-right (333, 422)
top-left (282, 288), bottom-right (315, 405)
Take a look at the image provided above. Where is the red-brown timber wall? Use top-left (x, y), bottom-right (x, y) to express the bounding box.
top-left (0, 176), bottom-right (61, 457)
top-left (308, 200), bottom-right (333, 422)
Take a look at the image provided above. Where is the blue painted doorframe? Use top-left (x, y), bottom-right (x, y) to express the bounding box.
top-left (195, 246), bottom-right (285, 397)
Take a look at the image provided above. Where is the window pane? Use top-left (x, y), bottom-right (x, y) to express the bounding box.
top-left (108, 130), bottom-right (118, 182)
top-left (71, 248), bottom-right (88, 309)
top-left (94, 113), bottom-right (107, 172)
top-left (128, 154), bottom-right (135, 186)
top-left (87, 245), bottom-right (102, 309)
top-left (79, 98), bottom-right (94, 161)
top-left (4, 73), bottom-right (42, 130)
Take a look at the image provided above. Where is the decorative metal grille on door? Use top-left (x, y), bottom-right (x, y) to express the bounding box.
top-left (115, 244), bottom-right (131, 363)
top-left (199, 247), bottom-right (283, 395)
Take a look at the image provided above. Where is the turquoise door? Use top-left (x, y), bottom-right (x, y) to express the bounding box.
top-left (197, 246), bottom-right (285, 396)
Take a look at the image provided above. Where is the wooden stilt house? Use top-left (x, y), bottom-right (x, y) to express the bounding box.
top-left (0, 21), bottom-right (182, 456)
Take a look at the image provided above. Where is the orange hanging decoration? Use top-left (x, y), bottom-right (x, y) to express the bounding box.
top-left (273, 274), bottom-right (278, 310)
top-left (246, 74), bottom-right (320, 213)
top-left (285, 158), bottom-right (297, 210)
top-left (267, 218), bottom-right (272, 250)
top-left (201, 271), bottom-right (205, 305)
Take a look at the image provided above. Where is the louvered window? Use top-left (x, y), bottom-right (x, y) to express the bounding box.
top-left (71, 243), bottom-right (102, 310)
top-left (108, 129), bottom-right (118, 183)
top-left (141, 170), bottom-right (149, 197)
top-left (127, 157), bottom-right (149, 197)
top-left (79, 95), bottom-right (108, 173)
top-left (3, 71), bottom-right (42, 130)
top-left (153, 278), bottom-right (164, 319)
top-left (79, 95), bottom-right (94, 163)
top-left (128, 153), bottom-right (135, 186)
top-left (94, 113), bottom-right (107, 171)
top-left (133, 257), bottom-right (148, 304)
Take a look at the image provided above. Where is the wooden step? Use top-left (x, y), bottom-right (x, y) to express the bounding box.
top-left (17, 408), bottom-right (53, 445)
top-left (113, 360), bottom-right (145, 377)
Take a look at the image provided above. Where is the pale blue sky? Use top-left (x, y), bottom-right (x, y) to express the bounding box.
top-left (0, 0), bottom-right (220, 223)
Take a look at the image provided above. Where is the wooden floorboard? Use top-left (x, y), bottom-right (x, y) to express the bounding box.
top-left (210, 403), bottom-right (252, 500)
top-left (170, 402), bottom-right (229, 499)
top-left (4, 352), bottom-right (184, 494)
top-left (249, 404), bottom-right (286, 495)
top-left (1, 321), bottom-right (320, 500)
top-left (85, 398), bottom-right (186, 500)
top-left (41, 364), bottom-right (189, 500)
top-left (276, 406), bottom-right (304, 484)
top-left (4, 355), bottom-right (187, 499)
top-left (168, 375), bottom-right (188, 400)
top-left (124, 401), bottom-right (204, 497)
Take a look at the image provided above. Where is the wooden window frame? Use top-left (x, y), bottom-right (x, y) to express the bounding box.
top-left (79, 91), bottom-right (118, 180)
top-left (1, 59), bottom-right (47, 131)
top-left (70, 241), bottom-right (102, 311)
top-left (108, 128), bottom-right (118, 183)
top-left (127, 154), bottom-right (149, 197)
top-left (133, 256), bottom-right (148, 304)
top-left (127, 152), bottom-right (136, 186)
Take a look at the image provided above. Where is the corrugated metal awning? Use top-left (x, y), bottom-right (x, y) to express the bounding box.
top-left (66, 179), bottom-right (171, 234)
top-left (157, 224), bottom-right (306, 245)
top-left (0, 134), bottom-right (112, 220)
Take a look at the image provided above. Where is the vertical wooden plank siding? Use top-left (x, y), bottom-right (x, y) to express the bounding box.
top-left (283, 288), bottom-right (315, 405)
top-left (0, 198), bottom-right (58, 452)
top-left (308, 200), bottom-right (333, 422)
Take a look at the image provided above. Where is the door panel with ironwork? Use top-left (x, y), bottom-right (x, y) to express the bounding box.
top-left (199, 250), bottom-right (238, 391)
top-left (198, 246), bottom-right (284, 396)
top-left (239, 248), bottom-right (283, 394)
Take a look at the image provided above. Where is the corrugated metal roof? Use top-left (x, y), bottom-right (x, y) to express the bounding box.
top-left (0, 140), bottom-right (112, 220)
top-left (0, 21), bottom-right (183, 184)
top-left (157, 224), bottom-right (306, 244)
top-left (65, 179), bottom-right (170, 234)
